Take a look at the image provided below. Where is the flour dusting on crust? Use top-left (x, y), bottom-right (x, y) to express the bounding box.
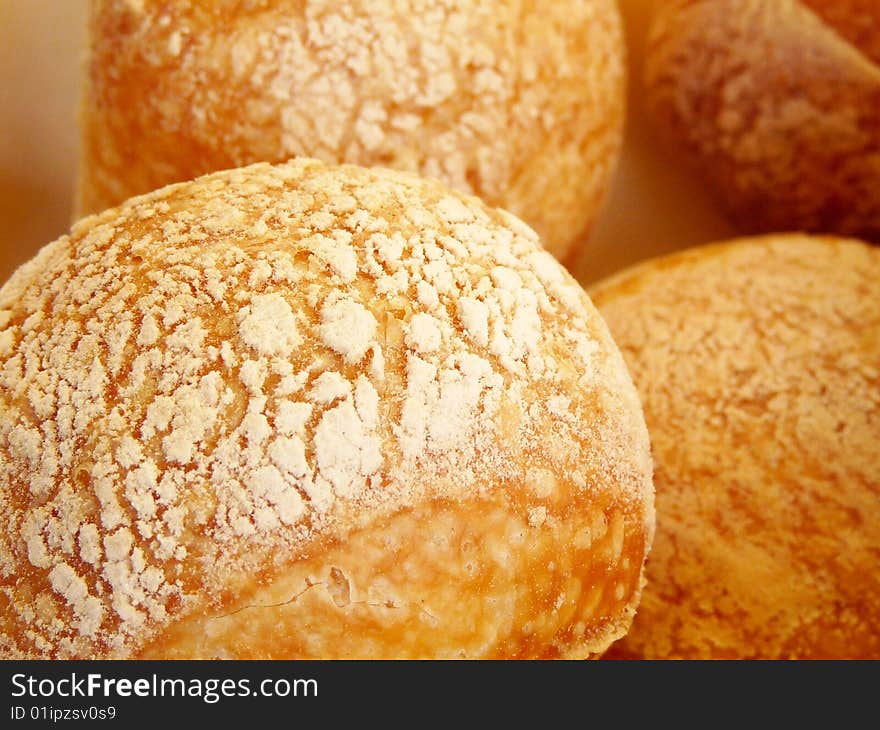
top-left (0, 160), bottom-right (650, 658)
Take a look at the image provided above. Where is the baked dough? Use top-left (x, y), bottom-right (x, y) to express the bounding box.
top-left (591, 234), bottom-right (880, 659)
top-left (645, 0), bottom-right (880, 239)
top-left (0, 159), bottom-right (653, 659)
top-left (76, 0), bottom-right (626, 260)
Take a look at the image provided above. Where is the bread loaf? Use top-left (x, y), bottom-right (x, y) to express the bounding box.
top-left (592, 234), bottom-right (880, 659)
top-left (0, 159), bottom-right (654, 658)
top-left (77, 0), bottom-right (627, 260)
top-left (645, 0), bottom-right (880, 239)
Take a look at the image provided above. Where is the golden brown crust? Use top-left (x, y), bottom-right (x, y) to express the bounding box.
top-left (591, 234), bottom-right (880, 659)
top-left (645, 0), bottom-right (880, 239)
top-left (0, 159), bottom-right (653, 659)
top-left (141, 494), bottom-right (648, 659)
top-left (76, 0), bottom-right (626, 260)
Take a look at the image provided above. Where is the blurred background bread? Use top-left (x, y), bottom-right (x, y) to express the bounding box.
top-left (0, 0), bottom-right (734, 286)
top-left (592, 235), bottom-right (880, 659)
top-left (76, 0), bottom-right (626, 261)
top-left (645, 0), bottom-right (880, 239)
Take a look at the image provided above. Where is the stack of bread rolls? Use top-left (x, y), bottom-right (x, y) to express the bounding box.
top-left (0, 0), bottom-right (878, 659)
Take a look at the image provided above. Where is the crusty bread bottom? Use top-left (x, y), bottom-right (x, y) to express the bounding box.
top-left (141, 491), bottom-right (647, 659)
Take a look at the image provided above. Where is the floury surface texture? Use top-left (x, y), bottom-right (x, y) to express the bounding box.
top-left (78, 0), bottom-right (625, 259)
top-left (593, 235), bottom-right (880, 659)
top-left (0, 160), bottom-right (653, 659)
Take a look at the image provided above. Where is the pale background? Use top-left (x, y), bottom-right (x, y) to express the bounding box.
top-left (0, 0), bottom-right (736, 287)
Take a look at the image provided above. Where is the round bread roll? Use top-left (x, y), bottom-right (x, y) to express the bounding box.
top-left (76, 0), bottom-right (626, 261)
top-left (0, 159), bottom-right (653, 659)
top-left (591, 234), bottom-right (880, 659)
top-left (645, 0), bottom-right (880, 239)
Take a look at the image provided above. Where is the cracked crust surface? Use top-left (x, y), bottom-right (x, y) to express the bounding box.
top-left (0, 159), bottom-right (653, 658)
top-left (645, 0), bottom-right (880, 239)
top-left (591, 235), bottom-right (880, 659)
top-left (76, 0), bottom-right (626, 260)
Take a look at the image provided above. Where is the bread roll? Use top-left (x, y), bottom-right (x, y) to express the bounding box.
top-left (0, 159), bottom-right (653, 659)
top-left (591, 234), bottom-right (880, 659)
top-left (76, 0), bottom-right (626, 261)
top-left (645, 0), bottom-right (880, 239)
